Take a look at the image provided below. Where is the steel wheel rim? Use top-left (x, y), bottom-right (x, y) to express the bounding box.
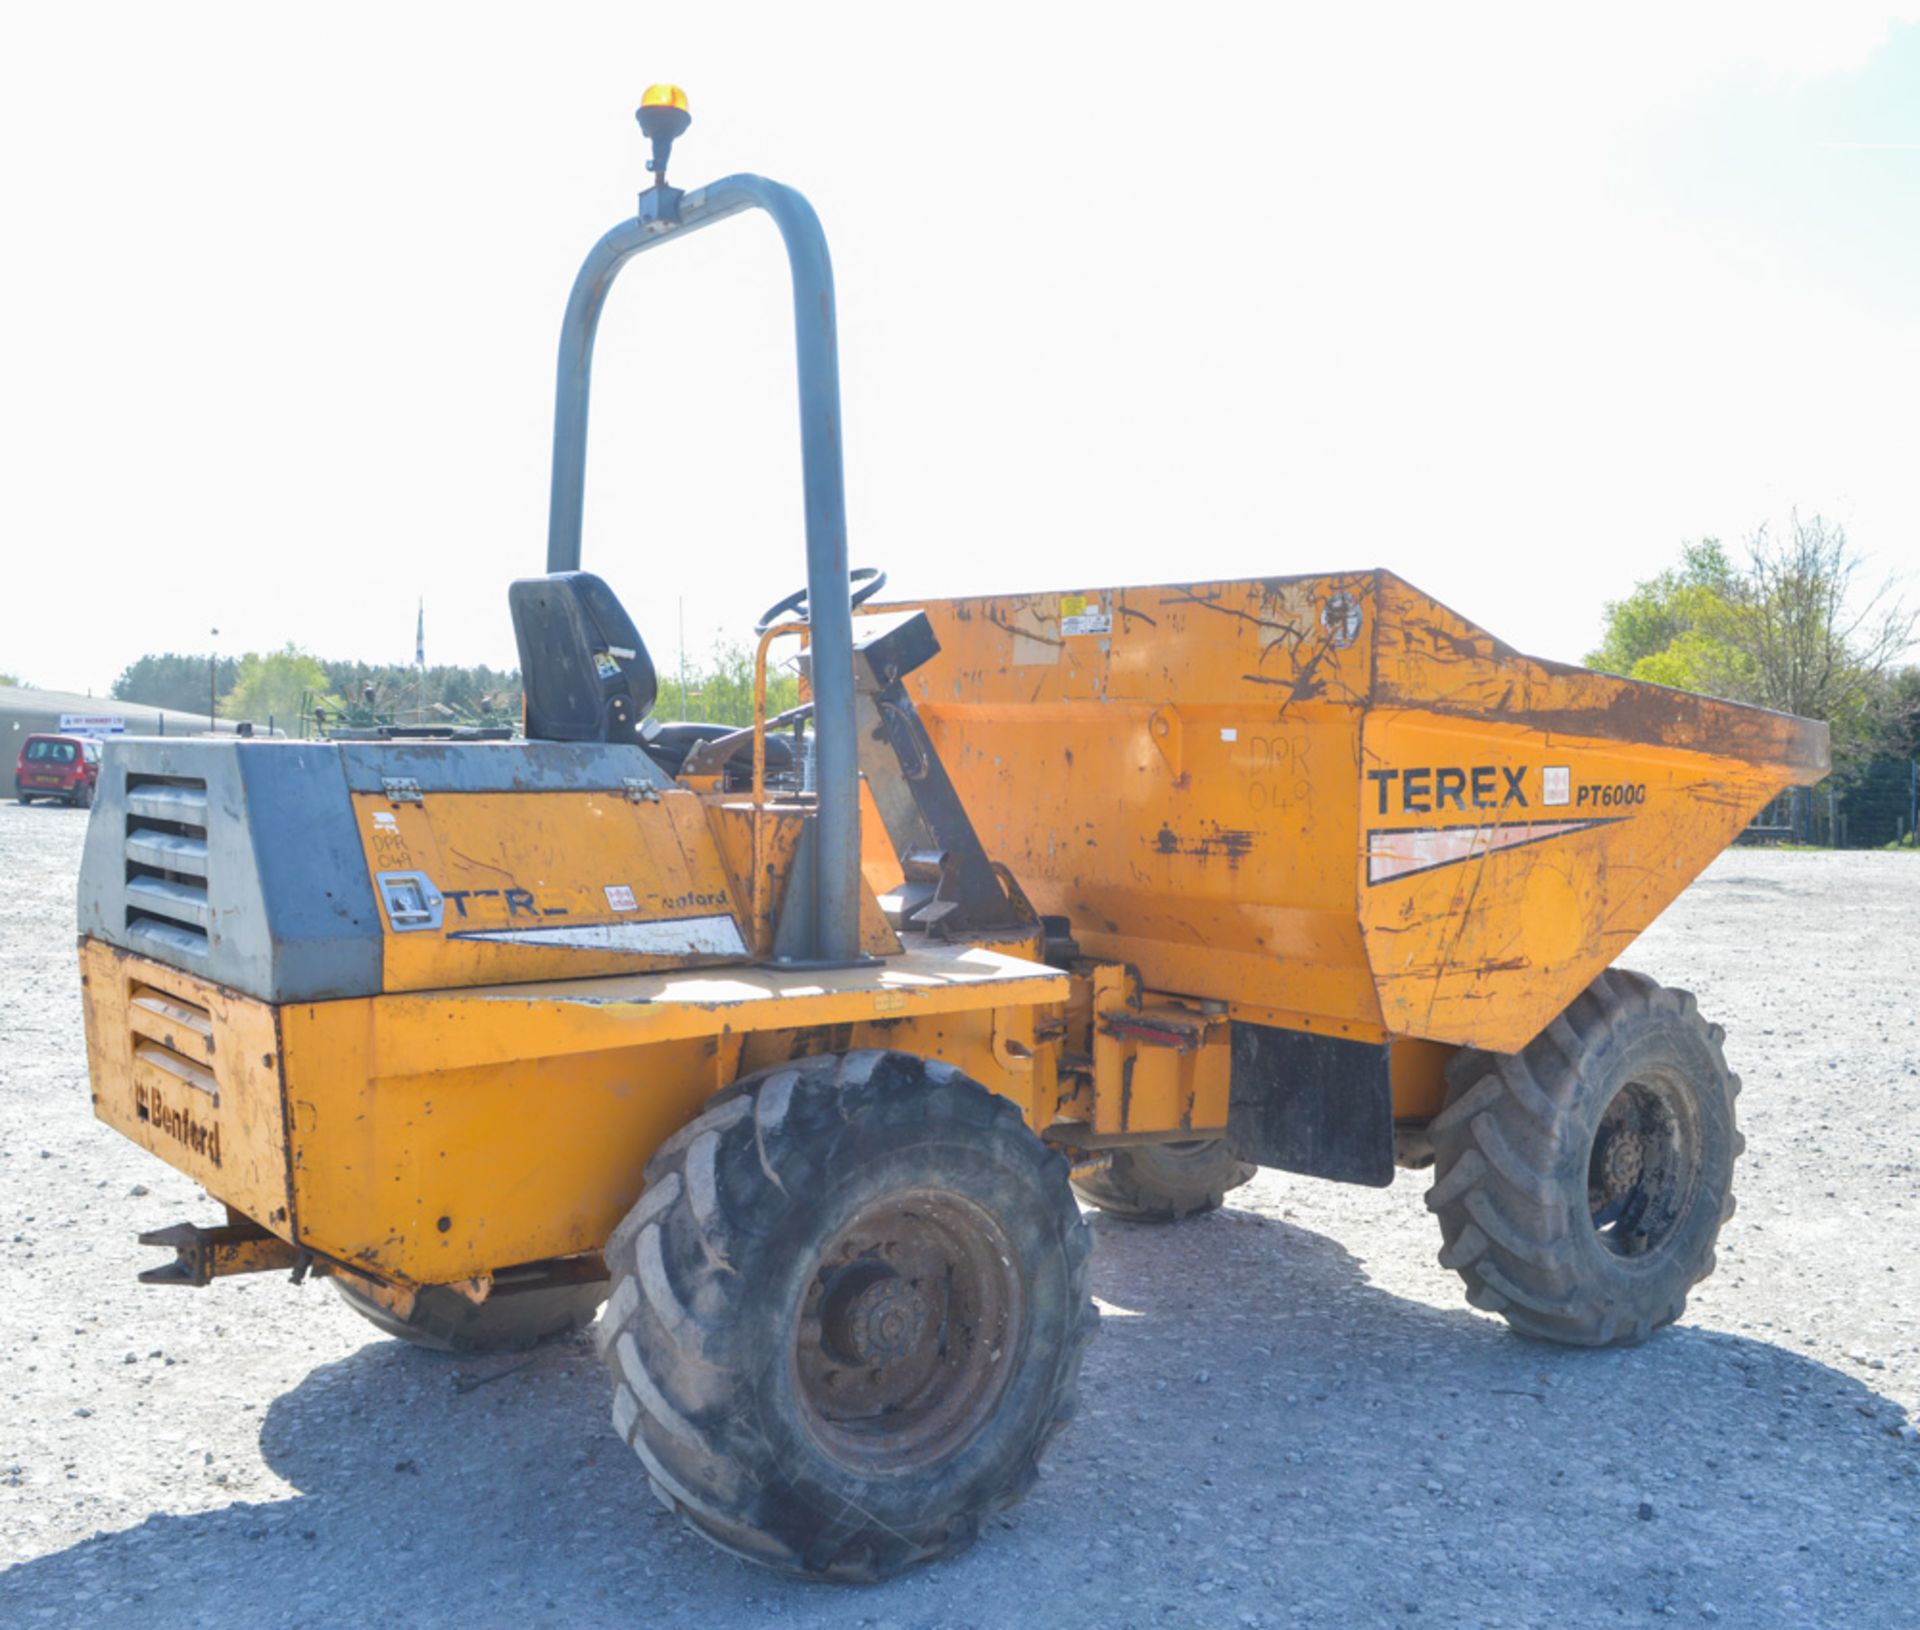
top-left (1587, 1070), bottom-right (1702, 1259)
top-left (792, 1188), bottom-right (1022, 1474)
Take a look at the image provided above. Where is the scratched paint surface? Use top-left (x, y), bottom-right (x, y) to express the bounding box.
top-left (80, 939), bottom-right (294, 1236)
top-left (349, 788), bottom-right (747, 992)
top-left (898, 571), bottom-right (1827, 1052)
top-left (279, 946), bottom-right (1065, 1281)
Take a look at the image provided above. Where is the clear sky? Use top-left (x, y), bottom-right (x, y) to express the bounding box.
top-left (2, 3), bottom-right (1917, 696)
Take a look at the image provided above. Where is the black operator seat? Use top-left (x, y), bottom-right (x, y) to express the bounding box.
top-left (509, 572), bottom-right (657, 744)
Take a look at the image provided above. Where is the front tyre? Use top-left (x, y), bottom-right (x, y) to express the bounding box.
top-left (1426, 968), bottom-right (1740, 1347)
top-left (596, 1051), bottom-right (1096, 1581)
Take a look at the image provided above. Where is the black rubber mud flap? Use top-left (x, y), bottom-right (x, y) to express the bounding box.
top-left (1225, 1022), bottom-right (1396, 1187)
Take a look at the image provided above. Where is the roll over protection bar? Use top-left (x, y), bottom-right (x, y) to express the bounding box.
top-left (544, 173), bottom-right (862, 967)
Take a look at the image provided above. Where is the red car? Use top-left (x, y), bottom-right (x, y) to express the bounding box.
top-left (14, 733), bottom-right (103, 807)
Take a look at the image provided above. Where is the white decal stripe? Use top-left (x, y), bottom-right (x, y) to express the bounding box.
top-left (450, 913), bottom-right (746, 956)
top-left (1367, 820), bottom-right (1607, 885)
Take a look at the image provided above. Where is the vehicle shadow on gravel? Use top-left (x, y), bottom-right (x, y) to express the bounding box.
top-left (3, 1210), bottom-right (1914, 1629)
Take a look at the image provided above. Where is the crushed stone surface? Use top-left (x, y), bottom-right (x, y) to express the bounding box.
top-left (0, 798), bottom-right (1914, 1627)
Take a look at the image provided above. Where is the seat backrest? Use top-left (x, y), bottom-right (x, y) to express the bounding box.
top-left (508, 572), bottom-right (657, 744)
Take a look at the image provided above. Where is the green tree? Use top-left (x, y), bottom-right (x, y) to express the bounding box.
top-left (1886, 666), bottom-right (1920, 759)
top-left (1588, 516), bottom-right (1917, 772)
top-left (0, 671), bottom-right (22, 688)
top-left (113, 652), bottom-right (240, 715)
top-left (1716, 517), bottom-right (1915, 745)
top-left (223, 645), bottom-right (332, 727)
top-left (654, 641), bottom-right (801, 727)
top-left (110, 650), bottom-right (524, 730)
top-left (1585, 540), bottom-right (1740, 680)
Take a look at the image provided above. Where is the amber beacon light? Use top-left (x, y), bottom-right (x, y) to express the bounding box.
top-left (637, 83), bottom-right (692, 186)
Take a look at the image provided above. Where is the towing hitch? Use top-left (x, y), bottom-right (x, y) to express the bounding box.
top-left (137, 1218), bottom-right (302, 1287)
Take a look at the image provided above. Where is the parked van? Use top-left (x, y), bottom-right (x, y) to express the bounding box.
top-left (14, 734), bottom-right (102, 807)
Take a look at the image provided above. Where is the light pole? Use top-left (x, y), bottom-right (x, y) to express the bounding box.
top-left (209, 628), bottom-right (220, 734)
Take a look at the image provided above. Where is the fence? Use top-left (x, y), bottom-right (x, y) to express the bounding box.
top-left (1742, 759), bottom-right (1920, 849)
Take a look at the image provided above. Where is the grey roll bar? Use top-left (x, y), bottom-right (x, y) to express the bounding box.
top-left (544, 174), bottom-right (861, 967)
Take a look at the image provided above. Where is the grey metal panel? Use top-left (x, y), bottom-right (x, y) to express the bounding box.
top-left (124, 831), bottom-right (208, 877)
top-left (334, 739), bottom-right (672, 795)
top-left (127, 785), bottom-right (209, 823)
top-left (127, 875), bottom-right (212, 928)
top-left (236, 744), bottom-right (384, 1001)
top-left (79, 738), bottom-right (385, 1005)
top-left (126, 918), bottom-right (211, 964)
top-left (79, 738), bottom-right (239, 957)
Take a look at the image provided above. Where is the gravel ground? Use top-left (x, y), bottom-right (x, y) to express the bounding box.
top-left (1, 797), bottom-right (1915, 1629)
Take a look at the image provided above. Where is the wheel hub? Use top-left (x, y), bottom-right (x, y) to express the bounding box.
top-left (1593, 1122), bottom-right (1645, 1199)
top-left (825, 1268), bottom-right (931, 1367)
top-left (1587, 1074), bottom-right (1700, 1257)
top-left (793, 1190), bottom-right (1021, 1475)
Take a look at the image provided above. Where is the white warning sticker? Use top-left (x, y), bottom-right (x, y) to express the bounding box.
top-left (604, 884), bottom-right (637, 912)
top-left (1542, 766), bottom-right (1571, 807)
top-left (1059, 593), bottom-right (1111, 636)
top-left (451, 913), bottom-right (747, 957)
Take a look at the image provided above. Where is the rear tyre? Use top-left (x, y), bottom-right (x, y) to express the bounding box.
top-left (1070, 1139), bottom-right (1255, 1222)
top-left (74, 781), bottom-right (93, 809)
top-left (596, 1051), bottom-right (1096, 1581)
top-left (1426, 967), bottom-right (1740, 1347)
top-left (333, 1274), bottom-right (606, 1354)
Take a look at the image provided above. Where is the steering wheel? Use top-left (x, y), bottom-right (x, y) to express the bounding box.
top-left (755, 567), bottom-right (887, 634)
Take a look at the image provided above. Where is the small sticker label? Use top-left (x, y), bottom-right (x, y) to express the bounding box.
top-left (368, 808), bottom-right (411, 869)
top-left (1059, 593), bottom-right (1111, 636)
top-left (1542, 766), bottom-right (1571, 807)
top-left (593, 651), bottom-right (621, 680)
top-left (1220, 727), bottom-right (1238, 743)
top-left (604, 884), bottom-right (637, 912)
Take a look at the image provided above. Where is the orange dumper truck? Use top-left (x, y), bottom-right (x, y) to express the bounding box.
top-left (76, 92), bottom-right (1827, 1579)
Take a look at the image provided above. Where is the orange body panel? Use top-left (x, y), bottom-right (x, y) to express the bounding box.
top-left (83, 940), bottom-right (1065, 1287)
top-left (278, 945), bottom-right (1064, 1282)
top-left (893, 571), bottom-right (1826, 1054)
top-left (80, 939), bottom-right (295, 1237)
top-left (351, 788), bottom-right (747, 990)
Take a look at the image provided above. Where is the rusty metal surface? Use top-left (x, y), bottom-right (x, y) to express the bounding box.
top-left (274, 942), bottom-right (1066, 1284)
top-left (81, 940), bottom-right (297, 1237)
top-left (793, 1189), bottom-right (1020, 1474)
top-left (1370, 573), bottom-right (1830, 776)
top-left (348, 786), bottom-right (751, 991)
top-left (136, 1219), bottom-right (301, 1287)
top-left (892, 571), bottom-right (1828, 1054)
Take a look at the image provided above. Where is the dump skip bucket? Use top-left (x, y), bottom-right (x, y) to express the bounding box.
top-left (884, 571), bottom-right (1826, 1052)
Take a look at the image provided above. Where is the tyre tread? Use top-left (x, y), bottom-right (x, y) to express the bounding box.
top-left (1424, 966), bottom-right (1741, 1348)
top-left (596, 1050), bottom-right (1094, 1581)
